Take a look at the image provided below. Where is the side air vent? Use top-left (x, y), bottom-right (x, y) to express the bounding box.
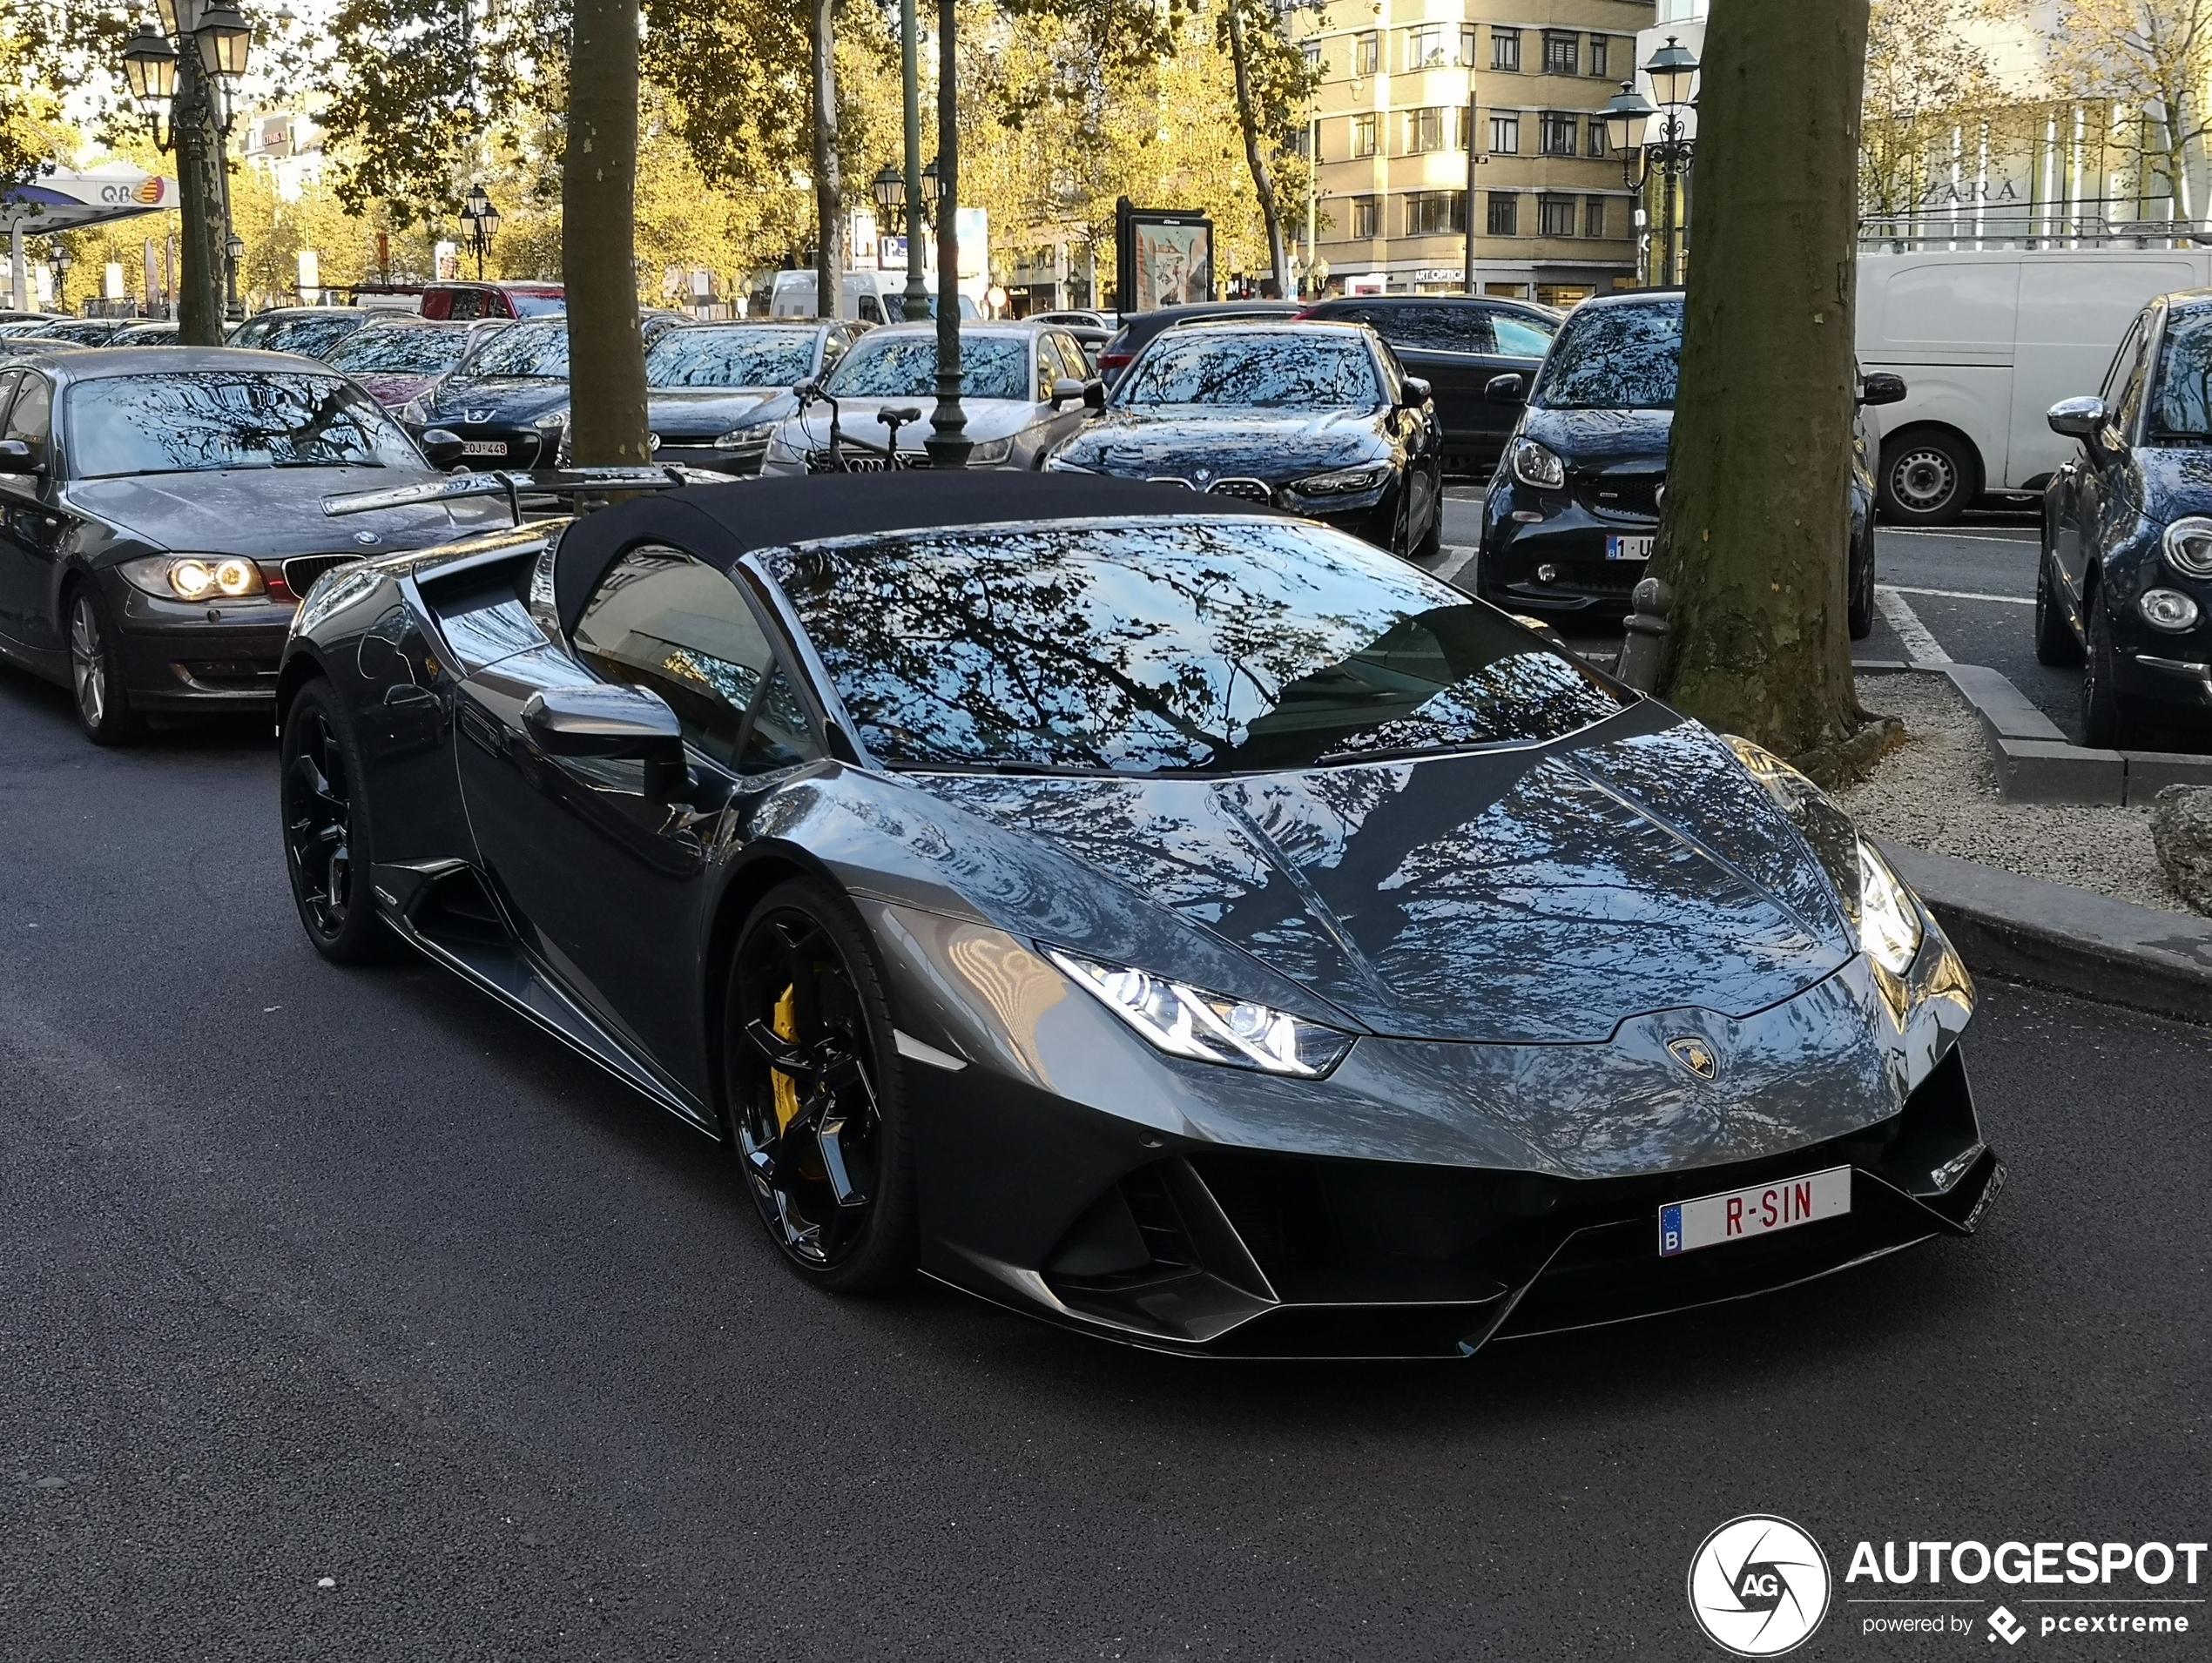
top-left (408, 865), bottom-right (510, 949)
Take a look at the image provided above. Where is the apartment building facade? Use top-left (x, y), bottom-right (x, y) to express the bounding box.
top-left (1296, 0), bottom-right (1653, 306)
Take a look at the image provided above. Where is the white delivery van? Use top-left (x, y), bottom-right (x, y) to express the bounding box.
top-left (1856, 246), bottom-right (2212, 523)
top-left (768, 268), bottom-right (983, 324)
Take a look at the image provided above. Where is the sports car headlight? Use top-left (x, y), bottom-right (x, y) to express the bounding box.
top-left (2162, 515), bottom-right (2212, 578)
top-left (968, 437), bottom-right (1013, 465)
top-left (1855, 838), bottom-right (1925, 976)
top-left (118, 553), bottom-right (266, 600)
top-left (1045, 947), bottom-right (1354, 1078)
top-left (1291, 464), bottom-right (1387, 496)
top-left (1510, 436), bottom-right (1566, 489)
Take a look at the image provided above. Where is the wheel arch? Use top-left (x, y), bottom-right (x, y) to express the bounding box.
top-left (274, 647), bottom-right (331, 734)
top-left (1880, 421), bottom-right (1987, 497)
top-left (698, 840), bottom-right (855, 1125)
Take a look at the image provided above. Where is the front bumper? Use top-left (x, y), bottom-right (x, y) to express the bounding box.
top-left (1481, 485), bottom-right (1656, 614)
top-left (107, 575), bottom-right (294, 709)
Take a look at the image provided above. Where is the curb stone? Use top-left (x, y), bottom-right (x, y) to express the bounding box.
top-left (1882, 843), bottom-right (2212, 1027)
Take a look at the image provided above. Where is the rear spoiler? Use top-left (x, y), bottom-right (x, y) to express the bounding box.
top-left (321, 465), bottom-right (729, 526)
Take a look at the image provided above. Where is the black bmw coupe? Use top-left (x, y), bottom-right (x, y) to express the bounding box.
top-left (277, 472), bottom-right (2000, 1358)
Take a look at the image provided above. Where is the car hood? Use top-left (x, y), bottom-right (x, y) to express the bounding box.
top-left (1055, 407), bottom-right (1386, 481)
top-left (779, 397), bottom-right (1041, 448)
top-left (1520, 404), bottom-right (1673, 469)
top-left (70, 468), bottom-right (512, 556)
top-left (645, 386), bottom-right (783, 437)
top-left (424, 376), bottom-right (572, 423)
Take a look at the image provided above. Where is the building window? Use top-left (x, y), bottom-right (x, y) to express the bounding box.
top-left (1586, 118), bottom-right (1608, 158)
top-left (1353, 30), bottom-right (1379, 76)
top-left (1491, 27), bottom-right (1521, 72)
top-left (1351, 196), bottom-right (1379, 239)
top-left (1487, 193), bottom-right (1519, 237)
top-left (1583, 196), bottom-right (1608, 238)
top-left (1455, 105), bottom-right (1472, 149)
top-left (1406, 23), bottom-right (1446, 69)
top-left (1460, 24), bottom-right (1477, 66)
top-left (1489, 112), bottom-right (1519, 154)
top-left (1588, 35), bottom-right (1610, 78)
top-left (1406, 190), bottom-right (1465, 235)
top-left (1408, 107), bottom-right (1445, 153)
top-left (1540, 194), bottom-right (1578, 237)
top-left (1542, 30), bottom-right (1579, 75)
top-left (1540, 111), bottom-right (1578, 156)
top-left (1303, 41), bottom-right (1323, 76)
top-left (1352, 112), bottom-right (1378, 157)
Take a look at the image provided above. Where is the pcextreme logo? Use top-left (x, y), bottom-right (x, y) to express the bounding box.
top-left (1689, 1515), bottom-right (1833, 1657)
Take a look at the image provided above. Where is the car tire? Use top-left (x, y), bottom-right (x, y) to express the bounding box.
top-left (725, 878), bottom-right (917, 1294)
top-left (1413, 488), bottom-right (1444, 564)
top-left (280, 677), bottom-right (396, 964)
top-left (66, 582), bottom-right (143, 746)
top-left (1878, 430), bottom-right (1975, 527)
top-left (2079, 582), bottom-right (2135, 749)
top-left (1847, 521), bottom-right (1876, 640)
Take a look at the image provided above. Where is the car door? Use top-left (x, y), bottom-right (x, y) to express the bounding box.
top-left (0, 369), bottom-right (62, 654)
top-left (455, 541), bottom-right (827, 1101)
top-left (2055, 313), bottom-right (2150, 602)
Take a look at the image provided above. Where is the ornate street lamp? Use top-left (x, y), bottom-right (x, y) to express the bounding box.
top-left (870, 163), bottom-right (904, 216)
top-left (1614, 36), bottom-right (1698, 287)
top-left (51, 244), bottom-right (75, 313)
top-left (121, 24), bottom-right (179, 131)
top-left (194, 1), bottom-right (252, 77)
top-left (1643, 35), bottom-right (1699, 111)
top-left (125, 0), bottom-right (251, 336)
top-left (1601, 80), bottom-right (1654, 161)
top-left (460, 183), bottom-right (500, 279)
top-left (923, 0), bottom-right (970, 468)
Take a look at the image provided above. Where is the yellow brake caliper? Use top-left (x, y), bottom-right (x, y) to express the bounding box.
top-left (770, 983), bottom-right (803, 1131)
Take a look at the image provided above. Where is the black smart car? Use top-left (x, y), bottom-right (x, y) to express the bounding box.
top-left (1294, 294), bottom-right (1559, 477)
top-left (2040, 290), bottom-right (2212, 745)
top-left (1044, 320), bottom-right (1445, 561)
top-left (0, 347), bottom-right (505, 743)
top-left (1477, 291), bottom-right (1895, 636)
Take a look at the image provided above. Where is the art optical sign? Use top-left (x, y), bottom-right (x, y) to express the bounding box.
top-left (1686, 1516), bottom-right (2206, 1655)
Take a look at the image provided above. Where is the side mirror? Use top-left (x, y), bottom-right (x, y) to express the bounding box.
top-left (1485, 372), bottom-right (1527, 404)
top-left (2047, 395), bottom-right (2107, 440)
top-left (418, 428), bottom-right (467, 469)
top-left (1049, 377), bottom-right (1089, 407)
top-left (1858, 372), bottom-right (1907, 407)
top-left (1082, 379), bottom-right (1107, 412)
top-left (1399, 375), bottom-right (1433, 407)
top-left (520, 683), bottom-right (688, 798)
top-left (0, 438), bottom-right (39, 475)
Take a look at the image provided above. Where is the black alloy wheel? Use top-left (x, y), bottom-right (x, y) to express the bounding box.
top-left (67, 583), bottom-right (141, 745)
top-left (2079, 582), bottom-right (2134, 749)
top-left (280, 678), bottom-right (393, 963)
top-left (726, 879), bottom-right (915, 1292)
top-left (1878, 430), bottom-right (1974, 527)
top-left (2034, 552), bottom-right (2087, 666)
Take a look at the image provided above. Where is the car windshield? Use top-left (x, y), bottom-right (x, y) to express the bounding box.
top-left (506, 293), bottom-right (566, 317)
top-left (767, 520), bottom-right (1625, 774)
top-left (1116, 330), bottom-right (1383, 408)
top-left (646, 327), bottom-right (816, 388)
top-left (326, 327), bottom-right (468, 375)
top-left (66, 372), bottom-right (425, 478)
top-left (2150, 308), bottom-right (2212, 438)
top-left (821, 334), bottom-right (1028, 401)
top-left (462, 322), bottom-right (570, 378)
top-left (247, 315), bottom-right (367, 358)
top-left (1530, 300), bottom-right (1682, 409)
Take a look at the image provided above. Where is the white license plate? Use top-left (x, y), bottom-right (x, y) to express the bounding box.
top-left (1658, 1166), bottom-right (1851, 1256)
top-left (461, 440), bottom-right (508, 456)
top-left (1606, 534), bottom-right (1655, 561)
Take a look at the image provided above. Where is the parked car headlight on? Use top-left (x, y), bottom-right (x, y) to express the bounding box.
top-left (119, 553), bottom-right (268, 601)
top-left (967, 437), bottom-right (1013, 465)
top-left (1854, 838), bottom-right (1925, 976)
top-left (1046, 946), bottom-right (1354, 1078)
top-left (1291, 464), bottom-right (1387, 496)
top-left (2139, 587), bottom-right (2202, 631)
top-left (1510, 436), bottom-right (1566, 489)
top-left (2161, 515), bottom-right (2212, 578)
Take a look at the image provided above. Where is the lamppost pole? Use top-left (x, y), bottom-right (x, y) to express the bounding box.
top-left (1461, 71), bottom-right (1480, 294)
top-left (1639, 35), bottom-right (1698, 287)
top-left (924, 0), bottom-right (969, 468)
top-left (123, 1), bottom-right (250, 342)
top-left (900, 0), bottom-right (929, 323)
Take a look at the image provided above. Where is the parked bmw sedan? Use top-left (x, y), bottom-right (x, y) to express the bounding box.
top-left (759, 322), bottom-right (1097, 473)
top-left (1477, 291), bottom-right (1895, 636)
top-left (1044, 320), bottom-right (1444, 561)
top-left (2039, 289), bottom-right (2212, 744)
top-left (642, 320), bottom-right (867, 475)
top-left (0, 347), bottom-right (505, 744)
top-left (275, 470), bottom-right (1998, 1358)
top-left (396, 318), bottom-right (570, 466)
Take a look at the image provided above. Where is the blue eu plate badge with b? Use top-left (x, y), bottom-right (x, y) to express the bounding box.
top-left (1659, 1203), bottom-right (1684, 1257)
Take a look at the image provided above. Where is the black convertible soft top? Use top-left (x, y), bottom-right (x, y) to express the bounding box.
top-left (552, 470), bottom-right (1286, 636)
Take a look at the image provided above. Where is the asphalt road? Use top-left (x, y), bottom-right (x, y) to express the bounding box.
top-left (2, 665), bottom-right (2208, 1661)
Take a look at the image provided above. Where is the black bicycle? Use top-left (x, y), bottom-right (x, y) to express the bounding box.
top-left (795, 382), bottom-right (922, 473)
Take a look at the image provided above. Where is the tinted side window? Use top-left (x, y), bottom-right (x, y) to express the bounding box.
top-left (1371, 305), bottom-right (1495, 354)
top-left (0, 369), bottom-right (19, 436)
top-left (1491, 313), bottom-right (1554, 357)
top-left (2100, 317), bottom-right (2147, 404)
top-left (574, 543), bottom-right (820, 773)
top-left (2112, 322), bottom-right (2155, 437)
top-left (5, 373), bottom-right (53, 467)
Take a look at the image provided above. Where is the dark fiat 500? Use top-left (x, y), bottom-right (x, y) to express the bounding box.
top-left (1477, 291), bottom-right (1896, 634)
top-left (2039, 291), bottom-right (2212, 745)
top-left (0, 347), bottom-right (504, 743)
top-left (1045, 320), bottom-right (1445, 561)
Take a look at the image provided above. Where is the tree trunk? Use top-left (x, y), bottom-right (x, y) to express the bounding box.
top-left (1648, 0), bottom-right (1871, 765)
top-left (1224, 0), bottom-right (1290, 296)
top-left (563, 0), bottom-right (648, 465)
top-left (812, 0), bottom-right (843, 319)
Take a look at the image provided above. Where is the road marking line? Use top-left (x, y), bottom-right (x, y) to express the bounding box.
top-left (1874, 584), bottom-right (1952, 664)
top-left (1435, 544), bottom-right (1479, 585)
top-left (1884, 582), bottom-right (2034, 607)
top-left (1881, 529), bottom-right (2036, 543)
